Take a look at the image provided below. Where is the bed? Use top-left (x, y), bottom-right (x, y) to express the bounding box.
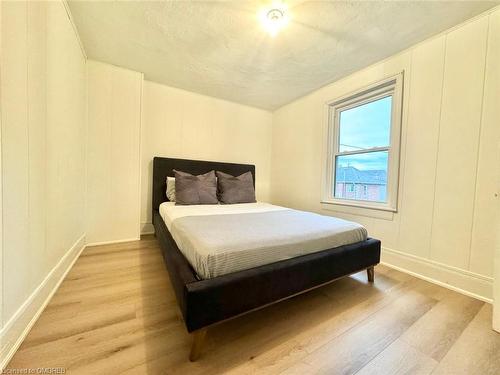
top-left (152, 157), bottom-right (381, 361)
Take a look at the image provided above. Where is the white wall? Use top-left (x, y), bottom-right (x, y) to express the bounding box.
top-left (86, 60), bottom-right (142, 244)
top-left (489, 10), bottom-right (500, 332)
top-left (140, 81), bottom-right (273, 231)
top-left (0, 0), bottom-right (3, 332)
top-left (0, 0), bottom-right (87, 365)
top-left (271, 9), bottom-right (500, 301)
top-left (84, 70), bottom-right (272, 239)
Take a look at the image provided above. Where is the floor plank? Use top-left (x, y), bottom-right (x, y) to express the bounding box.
top-left (399, 290), bottom-right (484, 361)
top-left (6, 237), bottom-right (499, 374)
top-left (355, 339), bottom-right (438, 375)
top-left (432, 304), bottom-right (500, 375)
top-left (280, 287), bottom-right (437, 375)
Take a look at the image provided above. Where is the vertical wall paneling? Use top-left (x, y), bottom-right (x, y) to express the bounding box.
top-left (45, 0), bottom-right (87, 270)
top-left (484, 9), bottom-right (500, 330)
top-left (270, 8), bottom-right (500, 300)
top-left (494, 138), bottom-right (500, 331)
top-left (1, 1), bottom-right (30, 321)
top-left (1, 0), bottom-right (87, 359)
top-left (0, 0), bottom-right (3, 330)
top-left (430, 17), bottom-right (489, 269)
top-left (469, 10), bottom-right (500, 276)
top-left (140, 81), bottom-right (273, 230)
top-left (494, 139), bottom-right (500, 331)
top-left (86, 60), bottom-right (142, 244)
top-left (397, 36), bottom-right (446, 259)
top-left (27, 0), bottom-right (47, 293)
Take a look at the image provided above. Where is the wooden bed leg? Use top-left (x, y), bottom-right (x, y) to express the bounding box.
top-left (367, 266), bottom-right (375, 283)
top-left (189, 328), bottom-right (207, 362)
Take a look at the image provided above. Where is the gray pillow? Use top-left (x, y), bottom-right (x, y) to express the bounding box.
top-left (216, 171), bottom-right (256, 204)
top-left (174, 170), bottom-right (218, 205)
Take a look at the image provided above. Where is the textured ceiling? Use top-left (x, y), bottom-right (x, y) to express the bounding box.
top-left (68, 1), bottom-right (498, 110)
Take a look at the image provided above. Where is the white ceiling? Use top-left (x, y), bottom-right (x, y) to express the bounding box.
top-left (68, 1), bottom-right (498, 110)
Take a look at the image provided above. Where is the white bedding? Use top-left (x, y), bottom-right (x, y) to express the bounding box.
top-left (159, 202), bottom-right (368, 279)
top-left (159, 201), bottom-right (287, 231)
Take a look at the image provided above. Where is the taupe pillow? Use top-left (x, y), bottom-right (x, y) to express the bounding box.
top-left (174, 170), bottom-right (218, 205)
top-left (216, 171), bottom-right (256, 204)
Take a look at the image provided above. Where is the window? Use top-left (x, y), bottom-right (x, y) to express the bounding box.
top-left (323, 73), bottom-right (403, 212)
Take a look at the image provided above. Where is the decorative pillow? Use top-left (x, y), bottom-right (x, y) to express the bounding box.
top-left (174, 170), bottom-right (218, 205)
top-left (166, 176), bottom-right (176, 202)
top-left (216, 171), bottom-right (256, 204)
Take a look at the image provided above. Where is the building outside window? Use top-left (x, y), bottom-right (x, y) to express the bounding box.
top-left (323, 73), bottom-right (403, 212)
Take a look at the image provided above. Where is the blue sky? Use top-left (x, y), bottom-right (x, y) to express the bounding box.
top-left (337, 96), bottom-right (391, 171)
top-left (339, 96), bottom-right (391, 152)
top-left (336, 152), bottom-right (388, 171)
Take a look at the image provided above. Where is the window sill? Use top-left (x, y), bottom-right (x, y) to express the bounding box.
top-left (320, 200), bottom-right (395, 220)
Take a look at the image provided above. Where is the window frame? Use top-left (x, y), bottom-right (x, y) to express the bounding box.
top-left (322, 73), bottom-right (404, 212)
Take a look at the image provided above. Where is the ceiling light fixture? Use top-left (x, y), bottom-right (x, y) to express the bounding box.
top-left (259, 2), bottom-right (290, 37)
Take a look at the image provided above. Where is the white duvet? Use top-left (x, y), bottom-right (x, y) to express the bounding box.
top-left (159, 201), bottom-right (286, 231)
top-left (159, 202), bottom-right (368, 279)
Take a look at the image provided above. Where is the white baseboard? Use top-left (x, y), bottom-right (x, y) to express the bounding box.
top-left (141, 222), bottom-right (154, 235)
top-left (85, 237), bottom-right (141, 247)
top-left (0, 234), bottom-right (86, 369)
top-left (381, 246), bottom-right (493, 303)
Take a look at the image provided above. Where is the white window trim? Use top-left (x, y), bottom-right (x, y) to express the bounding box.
top-left (321, 72), bottom-right (404, 212)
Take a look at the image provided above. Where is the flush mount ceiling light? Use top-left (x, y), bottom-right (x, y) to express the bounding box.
top-left (259, 2), bottom-right (290, 37)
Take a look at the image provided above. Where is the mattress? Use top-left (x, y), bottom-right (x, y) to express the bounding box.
top-left (159, 202), bottom-right (368, 279)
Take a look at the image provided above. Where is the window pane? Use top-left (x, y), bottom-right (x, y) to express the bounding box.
top-left (334, 151), bottom-right (388, 203)
top-left (338, 96), bottom-right (392, 152)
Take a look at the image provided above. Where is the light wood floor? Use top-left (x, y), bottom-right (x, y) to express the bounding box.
top-left (7, 236), bottom-right (500, 374)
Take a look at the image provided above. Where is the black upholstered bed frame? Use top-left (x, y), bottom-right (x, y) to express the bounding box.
top-left (152, 156), bottom-right (381, 361)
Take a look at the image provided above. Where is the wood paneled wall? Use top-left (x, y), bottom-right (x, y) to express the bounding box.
top-left (140, 81), bottom-right (273, 230)
top-left (271, 9), bottom-right (500, 300)
top-left (1, 0), bottom-right (87, 332)
top-left (86, 61), bottom-right (142, 244)
top-left (487, 9), bottom-right (500, 332)
top-left (85, 70), bottom-right (272, 239)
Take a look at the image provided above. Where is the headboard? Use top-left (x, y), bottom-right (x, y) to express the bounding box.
top-left (152, 157), bottom-right (256, 213)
